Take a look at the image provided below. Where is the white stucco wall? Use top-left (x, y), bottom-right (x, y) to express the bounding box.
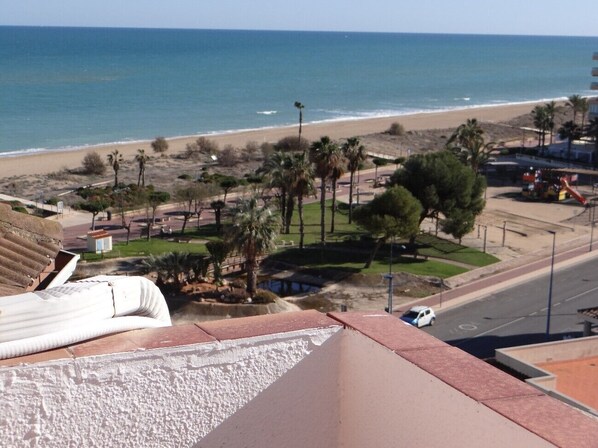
top-left (0, 327), bottom-right (341, 448)
top-left (338, 330), bottom-right (553, 448)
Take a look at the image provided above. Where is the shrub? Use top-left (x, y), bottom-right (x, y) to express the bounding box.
top-left (242, 141), bottom-right (260, 161)
top-left (178, 173), bottom-right (192, 180)
top-left (81, 151), bottom-right (106, 175)
top-left (219, 144), bottom-right (239, 167)
top-left (222, 288), bottom-right (250, 304)
top-left (183, 142), bottom-right (201, 160)
top-left (388, 122), bottom-right (405, 136)
top-left (274, 136), bottom-right (310, 153)
top-left (151, 137), bottom-right (169, 155)
top-left (230, 279), bottom-right (247, 289)
top-left (253, 289), bottom-right (278, 304)
top-left (196, 137), bottom-right (219, 155)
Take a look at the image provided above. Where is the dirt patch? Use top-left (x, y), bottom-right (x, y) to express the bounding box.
top-left (287, 271), bottom-right (446, 313)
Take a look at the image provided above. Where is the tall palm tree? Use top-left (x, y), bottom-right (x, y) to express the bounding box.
top-left (567, 94), bottom-right (584, 125)
top-left (558, 120), bottom-right (581, 162)
top-left (544, 101), bottom-right (558, 145)
top-left (107, 149), bottom-right (124, 187)
top-left (294, 101), bottom-right (305, 146)
top-left (342, 137), bottom-right (367, 224)
top-left (585, 117), bottom-right (598, 167)
top-left (580, 97), bottom-right (589, 130)
top-left (261, 151), bottom-right (292, 232)
top-left (329, 155), bottom-right (345, 234)
top-left (134, 149), bottom-right (149, 187)
top-left (210, 200), bottom-right (226, 234)
top-left (447, 118), bottom-right (484, 150)
top-left (310, 136), bottom-right (341, 244)
top-left (455, 139), bottom-right (496, 174)
top-left (227, 197), bottom-right (280, 296)
top-left (532, 105), bottom-right (550, 148)
top-left (287, 152), bottom-right (315, 249)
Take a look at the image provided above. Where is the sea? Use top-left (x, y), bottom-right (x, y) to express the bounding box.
top-left (1, 26), bottom-right (597, 156)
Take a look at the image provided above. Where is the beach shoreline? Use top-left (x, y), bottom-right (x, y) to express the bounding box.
top-left (0, 101), bottom-right (548, 179)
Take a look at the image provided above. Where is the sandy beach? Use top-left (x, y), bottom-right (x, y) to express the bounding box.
top-left (0, 101), bottom-right (546, 179)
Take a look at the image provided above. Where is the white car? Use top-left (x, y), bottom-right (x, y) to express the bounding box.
top-left (400, 306), bottom-right (436, 328)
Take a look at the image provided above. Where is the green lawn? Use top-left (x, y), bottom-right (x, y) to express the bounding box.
top-left (81, 199), bottom-right (494, 279)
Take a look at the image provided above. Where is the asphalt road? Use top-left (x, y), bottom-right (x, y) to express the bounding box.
top-left (423, 256), bottom-right (598, 358)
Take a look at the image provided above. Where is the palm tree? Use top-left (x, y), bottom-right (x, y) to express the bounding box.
top-left (447, 118), bottom-right (484, 150)
top-left (558, 120), bottom-right (581, 162)
top-left (455, 139), bottom-right (497, 173)
top-left (585, 117), bottom-right (598, 167)
top-left (580, 97), bottom-right (589, 130)
top-left (329, 155), bottom-right (345, 234)
top-left (532, 105), bottom-right (550, 148)
top-left (227, 197), bottom-right (280, 296)
top-left (567, 95), bottom-right (584, 125)
top-left (134, 149), bottom-right (149, 187)
top-left (342, 137), bottom-right (367, 224)
top-left (544, 101), bottom-right (558, 145)
top-left (107, 150), bottom-right (124, 187)
top-left (210, 200), bottom-right (226, 234)
top-left (294, 101), bottom-right (305, 146)
top-left (205, 240), bottom-right (230, 284)
top-left (261, 151), bottom-right (292, 231)
top-left (310, 136), bottom-right (341, 244)
top-left (287, 152), bottom-right (315, 249)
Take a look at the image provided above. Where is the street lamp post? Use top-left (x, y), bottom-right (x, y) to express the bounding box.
top-left (384, 240), bottom-right (394, 314)
top-left (590, 200), bottom-right (596, 252)
top-left (546, 231), bottom-right (556, 340)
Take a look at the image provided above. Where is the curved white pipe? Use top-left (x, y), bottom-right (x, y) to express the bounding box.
top-left (0, 276), bottom-right (171, 360)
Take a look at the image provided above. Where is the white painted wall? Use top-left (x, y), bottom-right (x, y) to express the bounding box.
top-left (0, 327), bottom-right (341, 448)
top-left (338, 331), bottom-right (553, 448)
top-left (0, 325), bottom-right (561, 447)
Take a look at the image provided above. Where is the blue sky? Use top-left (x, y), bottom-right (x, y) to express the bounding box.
top-left (1, 0), bottom-right (597, 37)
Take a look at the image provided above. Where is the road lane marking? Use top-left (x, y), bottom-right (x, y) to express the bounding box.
top-left (458, 323), bottom-right (478, 331)
top-left (529, 311), bottom-right (537, 316)
top-left (473, 317), bottom-right (526, 338)
top-left (563, 285), bottom-right (598, 302)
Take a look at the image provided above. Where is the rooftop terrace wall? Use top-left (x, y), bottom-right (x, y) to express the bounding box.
top-left (1, 311), bottom-right (598, 447)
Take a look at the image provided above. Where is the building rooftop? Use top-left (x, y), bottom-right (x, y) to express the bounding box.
top-left (497, 335), bottom-right (598, 418)
top-left (0, 203), bottom-right (63, 295)
top-left (2, 310), bottom-right (597, 447)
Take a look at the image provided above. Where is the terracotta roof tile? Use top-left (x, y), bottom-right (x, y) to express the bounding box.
top-left (484, 395), bottom-right (598, 448)
top-left (0, 348), bottom-right (73, 368)
top-left (328, 311), bottom-right (446, 351)
top-left (69, 325), bottom-right (215, 358)
top-left (197, 310), bottom-right (340, 341)
top-left (399, 345), bottom-right (542, 401)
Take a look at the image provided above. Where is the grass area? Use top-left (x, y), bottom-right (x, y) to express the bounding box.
top-left (269, 243), bottom-right (467, 279)
top-left (81, 199), bottom-right (494, 280)
top-left (415, 233), bottom-right (499, 267)
top-left (81, 235), bottom-right (209, 262)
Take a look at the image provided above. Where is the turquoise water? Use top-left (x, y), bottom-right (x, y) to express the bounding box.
top-left (1, 26), bottom-right (597, 154)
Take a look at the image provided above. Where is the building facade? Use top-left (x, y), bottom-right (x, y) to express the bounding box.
top-left (591, 52), bottom-right (598, 120)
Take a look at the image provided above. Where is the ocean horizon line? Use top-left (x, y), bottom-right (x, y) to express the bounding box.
top-left (1, 24), bottom-right (595, 40)
top-left (0, 97), bottom-right (583, 159)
